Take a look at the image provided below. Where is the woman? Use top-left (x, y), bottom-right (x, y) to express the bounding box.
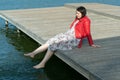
top-left (24, 6), bottom-right (100, 69)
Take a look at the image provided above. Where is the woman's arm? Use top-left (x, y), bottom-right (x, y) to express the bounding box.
top-left (84, 18), bottom-right (101, 48)
top-left (84, 18), bottom-right (94, 46)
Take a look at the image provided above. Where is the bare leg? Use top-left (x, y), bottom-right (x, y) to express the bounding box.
top-left (24, 43), bottom-right (49, 58)
top-left (33, 49), bottom-right (54, 69)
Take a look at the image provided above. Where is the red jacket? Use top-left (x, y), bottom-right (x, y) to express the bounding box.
top-left (70, 16), bottom-right (94, 48)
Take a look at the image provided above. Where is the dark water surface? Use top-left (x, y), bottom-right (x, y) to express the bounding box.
top-left (0, 26), bottom-right (87, 80)
top-left (0, 0), bottom-right (119, 80)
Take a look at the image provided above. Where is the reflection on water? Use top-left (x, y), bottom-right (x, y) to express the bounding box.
top-left (0, 23), bottom-right (87, 80)
top-left (0, 25), bottom-right (48, 80)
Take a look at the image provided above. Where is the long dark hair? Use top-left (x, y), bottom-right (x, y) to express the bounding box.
top-left (76, 6), bottom-right (87, 18)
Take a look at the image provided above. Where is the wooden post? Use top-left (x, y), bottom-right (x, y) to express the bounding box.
top-left (5, 20), bottom-right (8, 29)
top-left (17, 29), bottom-right (21, 37)
top-left (17, 29), bottom-right (20, 33)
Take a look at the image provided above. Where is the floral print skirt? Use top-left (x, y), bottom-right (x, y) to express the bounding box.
top-left (46, 32), bottom-right (80, 51)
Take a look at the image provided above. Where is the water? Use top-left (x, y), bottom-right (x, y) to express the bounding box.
top-left (0, 27), bottom-right (87, 80)
top-left (0, 0), bottom-right (120, 10)
top-left (0, 0), bottom-right (119, 80)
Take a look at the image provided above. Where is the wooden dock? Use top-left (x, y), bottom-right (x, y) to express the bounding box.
top-left (0, 3), bottom-right (120, 80)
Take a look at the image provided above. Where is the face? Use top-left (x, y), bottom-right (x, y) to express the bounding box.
top-left (76, 11), bottom-right (82, 19)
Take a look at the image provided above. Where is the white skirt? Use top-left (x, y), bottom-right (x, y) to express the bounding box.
top-left (46, 29), bottom-right (80, 51)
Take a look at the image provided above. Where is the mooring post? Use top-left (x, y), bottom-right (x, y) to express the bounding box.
top-left (16, 29), bottom-right (21, 37)
top-left (5, 20), bottom-right (9, 29)
top-left (17, 29), bottom-right (20, 33)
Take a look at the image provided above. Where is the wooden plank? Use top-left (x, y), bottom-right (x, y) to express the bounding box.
top-left (65, 3), bottom-right (120, 20)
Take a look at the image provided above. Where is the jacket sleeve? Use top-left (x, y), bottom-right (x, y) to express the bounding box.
top-left (84, 19), bottom-right (94, 46)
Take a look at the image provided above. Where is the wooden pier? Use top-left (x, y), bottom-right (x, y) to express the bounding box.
top-left (0, 3), bottom-right (120, 80)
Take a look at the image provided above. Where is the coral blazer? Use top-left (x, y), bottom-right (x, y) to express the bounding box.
top-left (70, 16), bottom-right (94, 48)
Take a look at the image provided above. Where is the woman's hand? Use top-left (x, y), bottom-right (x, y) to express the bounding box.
top-left (91, 44), bottom-right (101, 48)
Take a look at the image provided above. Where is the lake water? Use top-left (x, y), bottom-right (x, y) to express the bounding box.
top-left (0, 0), bottom-right (119, 80)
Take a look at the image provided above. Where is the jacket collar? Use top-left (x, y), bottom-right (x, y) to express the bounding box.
top-left (75, 16), bottom-right (87, 22)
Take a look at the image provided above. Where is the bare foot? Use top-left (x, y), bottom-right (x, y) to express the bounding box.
top-left (33, 64), bottom-right (45, 69)
top-left (24, 52), bottom-right (35, 58)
